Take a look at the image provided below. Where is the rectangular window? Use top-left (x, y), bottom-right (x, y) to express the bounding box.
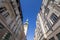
top-left (45, 6), bottom-right (50, 15)
top-left (46, 21), bottom-right (52, 30)
top-left (56, 33), bottom-right (60, 40)
top-left (0, 7), bottom-right (6, 13)
top-left (0, 23), bottom-right (4, 29)
top-left (3, 12), bottom-right (9, 18)
top-left (50, 13), bottom-right (58, 24)
top-left (49, 37), bottom-right (55, 40)
top-left (14, 26), bottom-right (17, 33)
top-left (0, 7), bottom-right (9, 18)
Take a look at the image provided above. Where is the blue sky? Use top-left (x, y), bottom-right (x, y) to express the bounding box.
top-left (20, 0), bottom-right (42, 40)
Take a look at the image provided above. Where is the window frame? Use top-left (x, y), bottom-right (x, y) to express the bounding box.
top-left (50, 13), bottom-right (58, 24)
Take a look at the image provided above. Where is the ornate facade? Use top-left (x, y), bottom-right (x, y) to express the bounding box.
top-left (34, 0), bottom-right (60, 40)
top-left (0, 0), bottom-right (25, 40)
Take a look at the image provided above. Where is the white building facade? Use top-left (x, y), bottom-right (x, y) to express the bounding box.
top-left (34, 0), bottom-right (60, 40)
top-left (0, 0), bottom-right (25, 40)
top-left (34, 13), bottom-right (44, 40)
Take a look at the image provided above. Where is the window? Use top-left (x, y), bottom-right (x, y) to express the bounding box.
top-left (0, 7), bottom-right (6, 13)
top-left (3, 12), bottom-right (9, 18)
top-left (44, 6), bottom-right (50, 15)
top-left (46, 8), bottom-right (50, 13)
top-left (51, 0), bottom-right (55, 2)
top-left (0, 23), bottom-right (4, 29)
top-left (13, 26), bottom-right (17, 33)
top-left (56, 33), bottom-right (60, 40)
top-left (47, 21), bottom-right (53, 30)
top-left (15, 28), bottom-right (18, 35)
top-left (49, 37), bottom-right (55, 40)
top-left (12, 24), bottom-right (15, 30)
top-left (14, 27), bottom-right (17, 33)
top-left (50, 13), bottom-right (58, 23)
top-left (0, 7), bottom-right (9, 18)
